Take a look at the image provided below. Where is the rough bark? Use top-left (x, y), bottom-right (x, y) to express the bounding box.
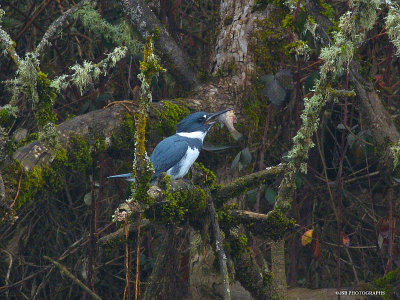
top-left (211, 0), bottom-right (264, 86)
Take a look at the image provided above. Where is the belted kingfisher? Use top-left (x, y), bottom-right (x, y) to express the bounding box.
top-left (108, 109), bottom-right (230, 183)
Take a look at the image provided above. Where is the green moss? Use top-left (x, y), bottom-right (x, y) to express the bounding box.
top-left (0, 108), bottom-right (16, 128)
top-left (368, 267), bottom-right (400, 300)
top-left (263, 270), bottom-right (274, 286)
top-left (152, 175), bottom-right (207, 226)
top-left (153, 100), bottom-right (190, 137)
top-left (68, 134), bottom-right (92, 174)
top-left (245, 210), bottom-right (295, 241)
top-left (16, 166), bottom-right (45, 209)
top-left (252, 13), bottom-right (287, 74)
top-left (35, 72), bottom-right (57, 127)
top-left (217, 203), bottom-right (240, 230)
top-left (317, 0), bottom-right (334, 20)
top-left (230, 233), bottom-right (249, 256)
top-left (110, 113), bottom-right (136, 157)
top-left (191, 162), bottom-right (216, 187)
top-left (41, 148), bottom-right (68, 192)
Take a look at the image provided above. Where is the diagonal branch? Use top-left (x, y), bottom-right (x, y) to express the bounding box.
top-left (44, 256), bottom-right (102, 300)
top-left (35, 0), bottom-right (90, 55)
top-left (119, 0), bottom-right (199, 86)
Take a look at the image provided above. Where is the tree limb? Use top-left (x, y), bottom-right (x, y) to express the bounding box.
top-left (119, 0), bottom-right (199, 86)
top-left (35, 0), bottom-right (90, 55)
top-left (213, 164), bottom-right (286, 203)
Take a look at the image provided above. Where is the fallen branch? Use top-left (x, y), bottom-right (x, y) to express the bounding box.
top-left (44, 256), bottom-right (102, 300)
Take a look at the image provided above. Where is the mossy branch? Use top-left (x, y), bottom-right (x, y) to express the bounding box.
top-left (213, 164), bottom-right (286, 204)
top-left (0, 11), bottom-right (21, 65)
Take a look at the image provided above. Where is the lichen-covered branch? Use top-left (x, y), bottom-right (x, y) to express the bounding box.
top-left (75, 1), bottom-right (141, 54)
top-left (50, 46), bottom-right (128, 94)
top-left (119, 0), bottom-right (199, 86)
top-left (0, 9), bottom-right (21, 65)
top-left (35, 0), bottom-right (90, 55)
top-left (126, 37), bottom-right (164, 208)
top-left (277, 0), bottom-right (381, 211)
top-left (386, 4), bottom-right (400, 56)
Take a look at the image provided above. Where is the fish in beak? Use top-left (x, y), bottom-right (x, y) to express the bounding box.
top-left (204, 109), bottom-right (231, 126)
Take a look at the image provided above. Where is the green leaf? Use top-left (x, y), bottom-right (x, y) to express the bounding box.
top-left (246, 185), bottom-right (266, 205)
top-left (260, 74), bottom-right (287, 106)
top-left (231, 151), bottom-right (241, 169)
top-left (304, 71), bottom-right (320, 93)
top-left (265, 187), bottom-right (277, 205)
top-left (240, 147), bottom-right (252, 166)
top-left (295, 172), bottom-right (303, 189)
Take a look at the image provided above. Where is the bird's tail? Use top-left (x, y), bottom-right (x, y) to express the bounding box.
top-left (107, 173), bottom-right (135, 182)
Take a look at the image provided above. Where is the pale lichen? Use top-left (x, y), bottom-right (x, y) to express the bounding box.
top-left (50, 46), bottom-right (127, 94)
top-left (75, 1), bottom-right (142, 54)
top-left (276, 0), bottom-right (381, 210)
top-left (386, 4), bottom-right (400, 56)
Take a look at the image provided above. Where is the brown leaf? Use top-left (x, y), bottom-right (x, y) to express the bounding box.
top-left (312, 239), bottom-right (321, 260)
top-left (342, 232), bottom-right (350, 248)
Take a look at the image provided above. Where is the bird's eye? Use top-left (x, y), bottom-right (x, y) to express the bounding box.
top-left (198, 115), bottom-right (206, 122)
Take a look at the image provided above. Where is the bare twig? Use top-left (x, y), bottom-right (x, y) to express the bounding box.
top-left (44, 256), bottom-right (102, 300)
top-left (123, 217), bottom-right (130, 300)
top-left (135, 213), bottom-right (142, 300)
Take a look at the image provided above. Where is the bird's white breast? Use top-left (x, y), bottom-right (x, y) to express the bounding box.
top-left (167, 146), bottom-right (200, 179)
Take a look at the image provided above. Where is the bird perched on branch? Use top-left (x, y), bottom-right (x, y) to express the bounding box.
top-left (108, 109), bottom-right (230, 183)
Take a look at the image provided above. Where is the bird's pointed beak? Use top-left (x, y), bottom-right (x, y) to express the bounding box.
top-left (205, 109), bottom-right (231, 125)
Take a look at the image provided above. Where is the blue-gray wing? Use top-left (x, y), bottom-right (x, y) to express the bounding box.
top-left (150, 135), bottom-right (188, 178)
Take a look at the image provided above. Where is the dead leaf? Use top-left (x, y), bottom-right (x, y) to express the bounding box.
top-left (312, 239), bottom-right (321, 260)
top-left (342, 232), bottom-right (350, 248)
top-left (301, 229), bottom-right (313, 246)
